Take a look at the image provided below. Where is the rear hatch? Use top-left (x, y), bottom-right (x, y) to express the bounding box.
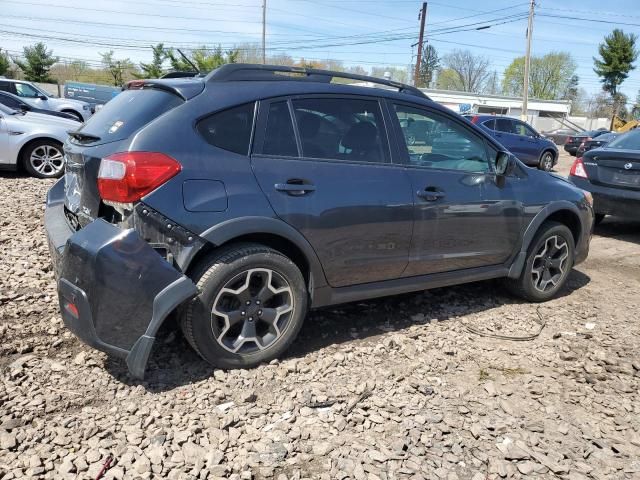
top-left (63, 87), bottom-right (186, 228)
top-left (584, 148), bottom-right (640, 190)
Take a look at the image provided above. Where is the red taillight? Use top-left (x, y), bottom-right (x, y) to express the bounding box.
top-left (98, 152), bottom-right (181, 203)
top-left (471, 115), bottom-right (479, 124)
top-left (569, 157), bottom-right (588, 178)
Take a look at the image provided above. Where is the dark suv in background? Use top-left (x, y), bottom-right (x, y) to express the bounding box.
top-left (467, 114), bottom-right (559, 171)
top-left (45, 64), bottom-right (593, 378)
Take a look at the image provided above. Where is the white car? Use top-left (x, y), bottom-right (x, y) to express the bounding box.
top-left (0, 103), bottom-right (80, 178)
top-left (0, 78), bottom-right (93, 122)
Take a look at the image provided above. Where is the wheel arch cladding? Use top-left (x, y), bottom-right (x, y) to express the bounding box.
top-left (508, 202), bottom-right (582, 278)
top-left (196, 216), bottom-right (329, 292)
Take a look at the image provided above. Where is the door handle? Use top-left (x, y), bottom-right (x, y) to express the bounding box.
top-left (417, 187), bottom-right (445, 201)
top-left (275, 180), bottom-right (316, 196)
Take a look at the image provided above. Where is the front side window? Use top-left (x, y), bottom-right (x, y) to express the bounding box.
top-left (394, 104), bottom-right (489, 172)
top-left (261, 101), bottom-right (298, 157)
top-left (291, 97), bottom-right (387, 163)
top-left (197, 102), bottom-right (255, 155)
top-left (513, 121), bottom-right (536, 137)
top-left (495, 118), bottom-right (514, 134)
top-left (15, 83), bottom-right (41, 98)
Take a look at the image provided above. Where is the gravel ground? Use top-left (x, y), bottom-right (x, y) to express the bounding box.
top-left (1, 162), bottom-right (639, 480)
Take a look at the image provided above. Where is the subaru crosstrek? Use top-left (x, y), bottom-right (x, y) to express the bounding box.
top-left (44, 64), bottom-right (593, 378)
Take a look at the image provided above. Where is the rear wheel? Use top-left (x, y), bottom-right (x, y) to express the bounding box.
top-left (506, 221), bottom-right (575, 302)
top-left (538, 151), bottom-right (555, 171)
top-left (180, 243), bottom-right (308, 369)
top-left (21, 140), bottom-right (65, 179)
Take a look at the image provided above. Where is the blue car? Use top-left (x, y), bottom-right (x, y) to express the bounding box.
top-left (466, 114), bottom-right (559, 171)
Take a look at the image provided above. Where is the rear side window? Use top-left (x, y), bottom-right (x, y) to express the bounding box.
top-left (482, 118), bottom-right (496, 130)
top-left (74, 89), bottom-right (183, 145)
top-left (261, 101), bottom-right (298, 157)
top-left (198, 102), bottom-right (255, 155)
top-left (0, 93), bottom-right (20, 109)
top-left (0, 82), bottom-right (9, 93)
top-left (291, 97), bottom-right (388, 163)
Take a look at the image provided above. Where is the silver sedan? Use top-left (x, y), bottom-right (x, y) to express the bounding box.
top-left (0, 103), bottom-right (80, 178)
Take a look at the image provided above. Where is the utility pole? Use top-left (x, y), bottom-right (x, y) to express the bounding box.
top-left (262, 0), bottom-right (267, 64)
top-left (413, 2), bottom-right (427, 87)
top-left (521, 0), bottom-right (535, 122)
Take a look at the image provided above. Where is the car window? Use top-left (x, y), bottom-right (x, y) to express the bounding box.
top-left (513, 121), bottom-right (537, 137)
top-left (494, 118), bottom-right (514, 134)
top-left (482, 118), bottom-right (496, 130)
top-left (394, 104), bottom-right (489, 173)
top-left (15, 83), bottom-right (41, 98)
top-left (261, 101), bottom-right (298, 157)
top-left (0, 93), bottom-right (21, 109)
top-left (0, 82), bottom-right (9, 93)
top-left (607, 130), bottom-right (640, 150)
top-left (291, 97), bottom-right (387, 163)
top-left (198, 102), bottom-right (255, 155)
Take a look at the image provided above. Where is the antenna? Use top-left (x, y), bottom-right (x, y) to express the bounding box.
top-left (177, 49), bottom-right (199, 74)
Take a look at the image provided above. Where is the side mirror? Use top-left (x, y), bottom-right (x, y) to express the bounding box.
top-left (495, 151), bottom-right (514, 176)
top-left (38, 95), bottom-right (47, 100)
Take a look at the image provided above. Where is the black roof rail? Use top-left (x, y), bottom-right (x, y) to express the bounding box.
top-left (205, 63), bottom-right (430, 100)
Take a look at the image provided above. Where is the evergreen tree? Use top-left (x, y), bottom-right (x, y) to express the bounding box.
top-left (417, 44), bottom-right (439, 88)
top-left (13, 43), bottom-right (58, 82)
top-left (136, 43), bottom-right (166, 79)
top-left (594, 29), bottom-right (638, 96)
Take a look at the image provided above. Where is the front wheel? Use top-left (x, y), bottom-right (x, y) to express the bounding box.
top-left (538, 151), bottom-right (555, 171)
top-left (21, 140), bottom-right (65, 178)
top-left (180, 244), bottom-right (308, 369)
top-left (506, 221), bottom-right (575, 302)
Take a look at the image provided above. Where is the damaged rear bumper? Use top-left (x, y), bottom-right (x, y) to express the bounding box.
top-left (44, 178), bottom-right (198, 379)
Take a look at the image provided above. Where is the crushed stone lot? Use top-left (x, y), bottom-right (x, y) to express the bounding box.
top-left (1, 159), bottom-right (639, 479)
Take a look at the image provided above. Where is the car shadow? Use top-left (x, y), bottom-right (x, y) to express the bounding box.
top-left (105, 270), bottom-right (591, 392)
top-left (594, 216), bottom-right (640, 246)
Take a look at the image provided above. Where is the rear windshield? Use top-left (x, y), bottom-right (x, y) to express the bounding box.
top-left (72, 88), bottom-right (183, 144)
top-left (607, 130), bottom-right (640, 150)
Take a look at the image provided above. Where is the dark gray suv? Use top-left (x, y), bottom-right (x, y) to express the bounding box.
top-left (45, 64), bottom-right (593, 378)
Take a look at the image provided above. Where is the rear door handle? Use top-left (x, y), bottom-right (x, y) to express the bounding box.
top-left (417, 188), bottom-right (445, 201)
top-left (275, 181), bottom-right (316, 196)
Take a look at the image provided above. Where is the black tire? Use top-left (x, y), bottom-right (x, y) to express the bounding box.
top-left (538, 151), bottom-right (555, 171)
top-left (180, 243), bottom-right (308, 369)
top-left (21, 139), bottom-right (65, 179)
top-left (506, 221), bottom-right (575, 302)
top-left (594, 213), bottom-right (606, 225)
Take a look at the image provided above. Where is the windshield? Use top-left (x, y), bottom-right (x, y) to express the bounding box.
top-left (0, 102), bottom-right (19, 115)
top-left (606, 130), bottom-right (640, 150)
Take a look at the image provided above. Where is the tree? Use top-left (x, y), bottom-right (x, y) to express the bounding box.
top-left (440, 50), bottom-right (490, 92)
top-left (13, 43), bottom-right (58, 82)
top-left (632, 90), bottom-right (640, 119)
top-left (435, 68), bottom-right (460, 90)
top-left (562, 74), bottom-right (579, 102)
top-left (100, 50), bottom-right (135, 86)
top-left (167, 46), bottom-right (238, 74)
top-left (594, 29), bottom-right (638, 97)
top-left (135, 43), bottom-right (166, 79)
top-left (502, 52), bottom-right (577, 100)
top-left (0, 49), bottom-right (10, 77)
top-left (416, 44), bottom-right (439, 88)
top-left (484, 70), bottom-right (501, 95)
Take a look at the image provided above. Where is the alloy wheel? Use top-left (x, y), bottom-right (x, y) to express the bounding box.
top-left (541, 153), bottom-right (554, 171)
top-left (30, 145), bottom-right (64, 177)
top-left (531, 235), bottom-right (569, 292)
top-left (211, 268), bottom-right (294, 354)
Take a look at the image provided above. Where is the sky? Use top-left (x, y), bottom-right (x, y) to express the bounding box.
top-left (2, 0), bottom-right (640, 101)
